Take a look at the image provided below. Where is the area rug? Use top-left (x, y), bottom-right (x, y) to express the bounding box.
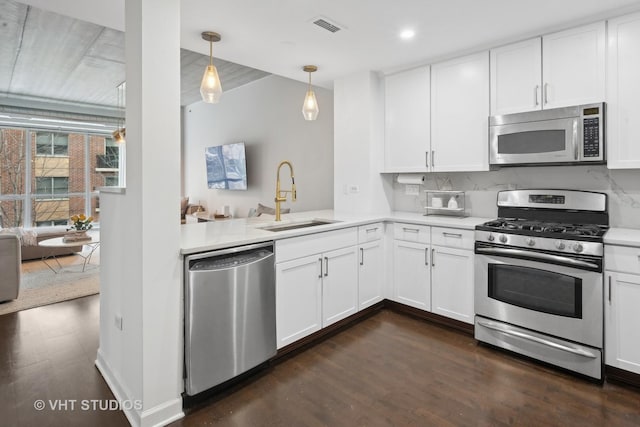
top-left (0, 267), bottom-right (100, 316)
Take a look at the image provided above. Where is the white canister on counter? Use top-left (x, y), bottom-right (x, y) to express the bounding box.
top-left (447, 196), bottom-right (458, 209)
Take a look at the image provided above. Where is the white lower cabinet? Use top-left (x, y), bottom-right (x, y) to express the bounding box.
top-left (393, 240), bottom-right (431, 310)
top-left (431, 245), bottom-right (474, 324)
top-left (605, 270), bottom-right (640, 374)
top-left (276, 255), bottom-right (323, 349)
top-left (275, 228), bottom-right (359, 349)
top-left (322, 246), bottom-right (359, 327)
top-left (358, 239), bottom-right (384, 309)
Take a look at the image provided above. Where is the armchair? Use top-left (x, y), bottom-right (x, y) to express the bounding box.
top-left (0, 234), bottom-right (20, 302)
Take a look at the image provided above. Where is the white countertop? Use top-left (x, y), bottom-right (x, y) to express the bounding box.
top-left (604, 227), bottom-right (640, 247)
top-left (180, 209), bottom-right (491, 255)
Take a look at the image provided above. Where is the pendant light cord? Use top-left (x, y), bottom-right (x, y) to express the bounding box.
top-left (209, 41), bottom-right (213, 66)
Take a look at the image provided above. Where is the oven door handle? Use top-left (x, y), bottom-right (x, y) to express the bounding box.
top-left (477, 319), bottom-right (598, 359)
top-left (475, 247), bottom-right (599, 270)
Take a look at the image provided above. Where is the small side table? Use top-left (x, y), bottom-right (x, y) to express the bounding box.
top-left (39, 234), bottom-right (100, 273)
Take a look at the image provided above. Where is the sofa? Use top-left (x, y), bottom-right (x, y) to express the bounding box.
top-left (0, 226), bottom-right (82, 261)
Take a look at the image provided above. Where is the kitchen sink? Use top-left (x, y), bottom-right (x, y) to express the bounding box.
top-left (259, 219), bottom-right (340, 232)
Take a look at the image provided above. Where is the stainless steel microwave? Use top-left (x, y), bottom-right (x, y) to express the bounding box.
top-left (489, 102), bottom-right (605, 167)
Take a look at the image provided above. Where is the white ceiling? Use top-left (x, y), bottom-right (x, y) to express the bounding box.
top-left (0, 0), bottom-right (269, 112)
top-left (13, 0), bottom-right (640, 90)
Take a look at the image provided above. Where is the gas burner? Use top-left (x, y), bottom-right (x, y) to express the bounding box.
top-left (477, 218), bottom-right (608, 240)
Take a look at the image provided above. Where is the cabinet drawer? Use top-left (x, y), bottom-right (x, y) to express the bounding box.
top-left (431, 227), bottom-right (474, 250)
top-left (358, 222), bottom-right (384, 243)
top-left (605, 245), bottom-right (640, 275)
top-left (276, 227), bottom-right (358, 263)
top-left (393, 223), bottom-right (430, 244)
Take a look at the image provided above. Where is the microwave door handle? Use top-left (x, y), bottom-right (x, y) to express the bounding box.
top-left (475, 247), bottom-right (599, 270)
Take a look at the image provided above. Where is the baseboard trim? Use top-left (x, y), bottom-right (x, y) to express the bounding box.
top-left (384, 300), bottom-right (474, 334)
top-left (95, 349), bottom-right (141, 427)
top-left (95, 349), bottom-right (184, 427)
top-left (274, 301), bottom-right (385, 362)
top-left (605, 365), bottom-right (640, 389)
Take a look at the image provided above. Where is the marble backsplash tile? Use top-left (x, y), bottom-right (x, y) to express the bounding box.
top-left (392, 165), bottom-right (640, 228)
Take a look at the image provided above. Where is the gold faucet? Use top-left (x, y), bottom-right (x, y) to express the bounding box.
top-left (275, 160), bottom-right (296, 221)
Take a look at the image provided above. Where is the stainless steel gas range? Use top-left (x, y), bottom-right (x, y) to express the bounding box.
top-left (474, 189), bottom-right (608, 379)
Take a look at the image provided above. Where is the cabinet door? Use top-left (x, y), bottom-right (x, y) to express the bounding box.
top-left (431, 246), bottom-right (474, 324)
top-left (276, 255), bottom-right (322, 348)
top-left (607, 12), bottom-right (640, 169)
top-left (490, 38), bottom-right (542, 115)
top-left (384, 66), bottom-right (431, 172)
top-left (431, 51), bottom-right (489, 172)
top-left (392, 240), bottom-right (430, 310)
top-left (358, 240), bottom-right (384, 310)
top-left (322, 246), bottom-right (359, 327)
top-left (605, 272), bottom-right (640, 374)
top-left (542, 22), bottom-right (605, 109)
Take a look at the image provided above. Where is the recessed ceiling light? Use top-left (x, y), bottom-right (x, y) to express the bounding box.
top-left (400, 29), bottom-right (415, 40)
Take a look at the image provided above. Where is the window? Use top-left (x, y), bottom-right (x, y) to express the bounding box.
top-left (35, 177), bottom-right (69, 196)
top-left (104, 175), bottom-right (119, 187)
top-left (36, 219), bottom-right (68, 227)
top-left (36, 132), bottom-right (68, 156)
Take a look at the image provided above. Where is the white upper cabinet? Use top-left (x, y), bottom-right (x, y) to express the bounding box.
top-left (490, 22), bottom-right (605, 115)
top-left (384, 66), bottom-right (431, 172)
top-left (542, 22), bottom-right (606, 109)
top-left (431, 51), bottom-right (490, 172)
top-left (490, 38), bottom-right (542, 115)
top-left (607, 12), bottom-right (640, 169)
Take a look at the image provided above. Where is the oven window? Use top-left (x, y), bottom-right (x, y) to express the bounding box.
top-left (488, 264), bottom-right (582, 318)
top-left (497, 130), bottom-right (566, 154)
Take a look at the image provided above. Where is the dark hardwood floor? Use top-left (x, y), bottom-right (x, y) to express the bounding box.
top-left (1, 295), bottom-right (639, 426)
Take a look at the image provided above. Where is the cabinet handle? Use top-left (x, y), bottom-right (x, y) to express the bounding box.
top-left (324, 256), bottom-right (329, 277)
top-left (424, 247), bottom-right (429, 266)
top-left (403, 227), bottom-right (419, 233)
top-left (534, 85), bottom-right (539, 106)
top-left (608, 275), bottom-right (612, 304)
top-left (543, 83), bottom-right (549, 105)
top-left (366, 227), bottom-right (378, 233)
top-left (360, 247), bottom-right (364, 266)
top-left (431, 248), bottom-right (435, 267)
top-left (318, 258), bottom-right (323, 278)
top-left (431, 150), bottom-right (435, 167)
top-left (442, 232), bottom-right (463, 238)
top-left (425, 151), bottom-right (429, 168)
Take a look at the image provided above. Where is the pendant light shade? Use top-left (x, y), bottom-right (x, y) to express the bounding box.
top-left (302, 65), bottom-right (319, 121)
top-left (200, 31), bottom-right (223, 104)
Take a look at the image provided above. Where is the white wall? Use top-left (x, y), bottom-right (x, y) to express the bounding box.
top-left (333, 71), bottom-right (393, 214)
top-left (97, 1), bottom-right (183, 426)
top-left (182, 75), bottom-right (334, 218)
top-left (392, 166), bottom-right (640, 228)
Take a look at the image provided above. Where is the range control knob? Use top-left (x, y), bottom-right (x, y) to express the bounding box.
top-left (487, 234), bottom-right (495, 242)
top-left (555, 241), bottom-right (566, 250)
top-left (499, 234), bottom-right (508, 243)
top-left (526, 238), bottom-right (536, 247)
top-left (573, 243), bottom-right (584, 253)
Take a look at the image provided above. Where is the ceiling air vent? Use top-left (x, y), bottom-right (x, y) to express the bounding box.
top-left (312, 17), bottom-right (343, 33)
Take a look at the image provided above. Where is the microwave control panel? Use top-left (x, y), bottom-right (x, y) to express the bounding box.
top-left (583, 117), bottom-right (600, 158)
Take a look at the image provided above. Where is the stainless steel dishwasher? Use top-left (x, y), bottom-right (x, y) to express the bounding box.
top-left (184, 242), bottom-right (276, 396)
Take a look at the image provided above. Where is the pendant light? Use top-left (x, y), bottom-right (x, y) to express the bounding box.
top-left (112, 81), bottom-right (126, 144)
top-left (302, 65), bottom-right (319, 121)
top-left (200, 31), bottom-right (223, 103)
